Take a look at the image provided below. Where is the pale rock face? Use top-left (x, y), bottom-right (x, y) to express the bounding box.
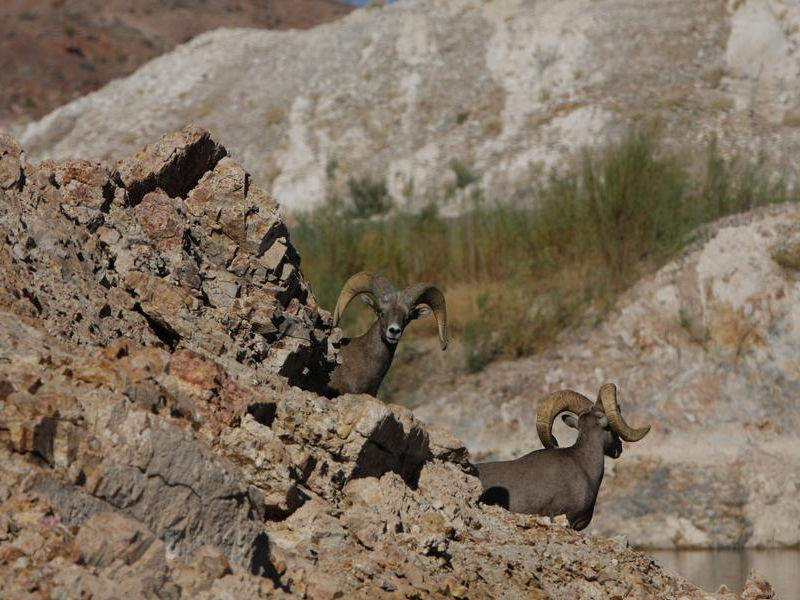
top-left (724, 0), bottom-right (800, 117)
top-left (14, 0), bottom-right (800, 212)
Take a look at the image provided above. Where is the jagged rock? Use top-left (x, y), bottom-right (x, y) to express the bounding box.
top-left (0, 126), bottom-right (336, 391)
top-left (0, 308), bottom-right (724, 598)
top-left (117, 126), bottom-right (228, 205)
top-left (740, 569), bottom-right (775, 600)
top-left (76, 512), bottom-right (159, 569)
top-left (0, 135), bottom-right (22, 190)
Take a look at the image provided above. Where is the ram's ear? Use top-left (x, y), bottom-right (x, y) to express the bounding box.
top-left (360, 294), bottom-right (379, 313)
top-left (561, 414), bottom-right (580, 430)
top-left (409, 305), bottom-right (431, 320)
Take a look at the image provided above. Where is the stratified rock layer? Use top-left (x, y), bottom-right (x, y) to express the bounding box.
top-left (0, 309), bottom-right (765, 600)
top-left (0, 126), bottom-right (335, 391)
top-left (0, 130), bottom-right (773, 598)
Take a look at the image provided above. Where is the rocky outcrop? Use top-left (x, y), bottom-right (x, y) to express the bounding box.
top-left (14, 0), bottom-right (800, 212)
top-left (0, 316), bottom-right (758, 599)
top-left (0, 126), bottom-right (335, 391)
top-left (0, 130), bottom-right (770, 598)
top-left (416, 203), bottom-right (800, 550)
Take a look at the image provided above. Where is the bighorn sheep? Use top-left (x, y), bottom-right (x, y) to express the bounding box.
top-left (326, 272), bottom-right (447, 397)
top-left (476, 383), bottom-right (650, 530)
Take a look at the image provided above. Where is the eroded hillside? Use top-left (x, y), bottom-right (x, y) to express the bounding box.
top-left (15, 0), bottom-right (800, 212)
top-left (0, 0), bottom-right (352, 127)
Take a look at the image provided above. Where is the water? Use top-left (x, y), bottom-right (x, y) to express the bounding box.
top-left (648, 549), bottom-right (800, 598)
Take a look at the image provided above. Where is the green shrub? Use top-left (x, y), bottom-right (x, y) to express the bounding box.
top-left (450, 160), bottom-right (479, 189)
top-left (347, 176), bottom-right (392, 218)
top-left (462, 293), bottom-right (497, 373)
top-left (772, 241), bottom-right (800, 272)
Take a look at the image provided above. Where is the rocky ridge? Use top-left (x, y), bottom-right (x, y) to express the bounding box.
top-left (0, 130), bottom-right (774, 598)
top-left (0, 125), bottom-right (335, 392)
top-left (14, 0), bottom-right (800, 212)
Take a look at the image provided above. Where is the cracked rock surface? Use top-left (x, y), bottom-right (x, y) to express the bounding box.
top-left (0, 126), bottom-right (335, 392)
top-left (0, 130), bottom-right (773, 598)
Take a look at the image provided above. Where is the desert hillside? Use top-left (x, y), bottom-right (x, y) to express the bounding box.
top-left (0, 0), bottom-right (352, 127)
top-left (2, 128), bottom-right (775, 599)
top-left (15, 0), bottom-right (800, 212)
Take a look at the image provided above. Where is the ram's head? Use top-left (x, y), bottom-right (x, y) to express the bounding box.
top-left (536, 383), bottom-right (651, 458)
top-left (333, 271), bottom-right (448, 350)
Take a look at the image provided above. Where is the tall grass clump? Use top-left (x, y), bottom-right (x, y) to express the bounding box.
top-left (347, 175), bottom-right (392, 218)
top-left (291, 130), bottom-right (791, 369)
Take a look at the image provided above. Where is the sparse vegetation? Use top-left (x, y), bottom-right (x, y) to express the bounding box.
top-left (462, 292), bottom-right (496, 373)
top-left (120, 131), bottom-right (138, 145)
top-left (708, 93), bottom-right (734, 113)
top-left (325, 156), bottom-right (339, 180)
top-left (450, 160), bottom-right (479, 189)
top-left (679, 306), bottom-right (710, 348)
top-left (346, 175), bottom-right (392, 218)
top-left (772, 240), bottom-right (800, 271)
top-left (533, 45), bottom-right (560, 72)
top-left (483, 118), bottom-right (503, 137)
top-left (264, 104), bottom-right (286, 127)
top-left (701, 65), bottom-right (725, 89)
top-left (402, 177), bottom-right (414, 200)
top-left (293, 130), bottom-right (793, 371)
top-left (659, 87), bottom-right (689, 108)
top-left (782, 106), bottom-right (800, 128)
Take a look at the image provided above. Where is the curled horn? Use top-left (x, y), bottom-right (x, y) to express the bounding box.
top-left (596, 383), bottom-right (651, 442)
top-left (404, 283), bottom-right (448, 350)
top-left (536, 390), bottom-right (593, 448)
top-left (332, 272), bottom-right (396, 327)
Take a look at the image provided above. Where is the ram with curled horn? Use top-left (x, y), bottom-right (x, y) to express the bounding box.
top-left (325, 271), bottom-right (447, 397)
top-left (476, 383), bottom-right (650, 530)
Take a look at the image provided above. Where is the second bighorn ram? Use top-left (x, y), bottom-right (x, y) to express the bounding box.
top-left (326, 272), bottom-right (447, 397)
top-left (476, 383), bottom-right (650, 530)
